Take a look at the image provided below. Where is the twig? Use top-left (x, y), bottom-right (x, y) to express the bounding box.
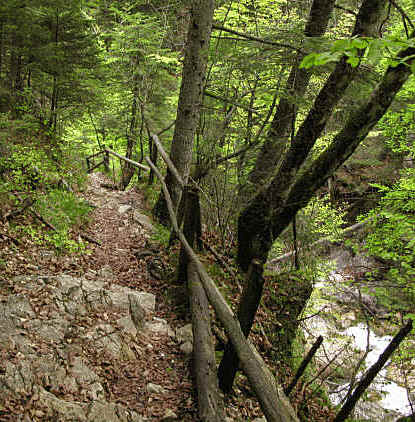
top-left (0, 231), bottom-right (20, 245)
top-left (157, 120), bottom-right (176, 136)
top-left (285, 336), bottom-right (324, 396)
top-left (79, 232), bottom-right (101, 246)
top-left (212, 24), bottom-right (303, 52)
top-left (334, 5), bottom-right (358, 16)
top-left (204, 91), bottom-right (261, 114)
top-left (4, 197), bottom-right (35, 221)
top-left (201, 238), bottom-right (242, 292)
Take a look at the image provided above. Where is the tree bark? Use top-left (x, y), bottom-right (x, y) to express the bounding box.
top-left (334, 320), bottom-right (413, 422)
top-left (247, 0), bottom-right (336, 191)
top-left (153, 0), bottom-right (215, 225)
top-left (147, 157), bottom-right (299, 422)
top-left (121, 57), bottom-right (140, 189)
top-left (178, 187), bottom-right (202, 283)
top-left (238, 0), bottom-right (387, 271)
top-left (188, 261), bottom-right (225, 422)
top-left (218, 260), bottom-right (265, 393)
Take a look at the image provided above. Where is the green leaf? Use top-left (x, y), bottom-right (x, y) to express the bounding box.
top-left (346, 56), bottom-right (360, 67)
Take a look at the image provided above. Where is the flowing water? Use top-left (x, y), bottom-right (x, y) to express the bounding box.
top-left (300, 248), bottom-right (414, 421)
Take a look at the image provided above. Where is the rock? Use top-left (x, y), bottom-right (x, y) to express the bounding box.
top-left (128, 294), bottom-right (146, 330)
top-left (36, 387), bottom-right (87, 421)
top-left (86, 400), bottom-right (145, 422)
top-left (145, 317), bottom-right (174, 337)
top-left (161, 408), bottom-right (178, 421)
top-left (180, 341), bottom-right (193, 355)
top-left (109, 289), bottom-right (155, 313)
top-left (6, 294), bottom-right (34, 318)
top-left (117, 316), bottom-right (138, 337)
top-left (132, 211), bottom-right (154, 232)
top-left (118, 204), bottom-right (132, 214)
top-left (98, 265), bottom-right (113, 279)
top-left (86, 402), bottom-right (118, 422)
top-left (146, 383), bottom-right (167, 394)
top-left (175, 324), bottom-right (193, 344)
top-left (86, 382), bottom-right (105, 400)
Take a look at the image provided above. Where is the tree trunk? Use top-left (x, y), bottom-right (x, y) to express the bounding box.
top-left (153, 0), bottom-right (215, 225)
top-left (334, 320), bottom-right (413, 422)
top-left (188, 261), bottom-right (225, 422)
top-left (238, 0), bottom-right (387, 271)
top-left (121, 58), bottom-right (140, 190)
top-left (177, 187), bottom-right (202, 283)
top-left (148, 157), bottom-right (299, 422)
top-left (226, 0), bottom-right (389, 388)
top-left (218, 260), bottom-right (265, 393)
top-left (247, 0), bottom-right (336, 191)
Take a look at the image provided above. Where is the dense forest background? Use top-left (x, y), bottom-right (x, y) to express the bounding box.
top-left (1, 0), bottom-right (415, 421)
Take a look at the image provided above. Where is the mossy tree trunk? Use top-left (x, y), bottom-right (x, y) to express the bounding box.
top-left (219, 0), bottom-right (410, 392)
top-left (153, 0), bottom-right (215, 225)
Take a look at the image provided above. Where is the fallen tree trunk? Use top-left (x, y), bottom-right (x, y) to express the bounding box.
top-left (188, 261), bottom-right (225, 421)
top-left (146, 156), bottom-right (299, 422)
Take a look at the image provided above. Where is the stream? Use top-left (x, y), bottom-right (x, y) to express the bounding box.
top-left (301, 246), bottom-right (414, 421)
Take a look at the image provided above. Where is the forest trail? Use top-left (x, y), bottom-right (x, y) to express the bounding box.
top-left (0, 173), bottom-right (199, 422)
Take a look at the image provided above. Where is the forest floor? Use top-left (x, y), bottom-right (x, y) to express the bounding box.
top-left (0, 172), bottom-right (339, 421)
top-left (0, 172), bottom-right (273, 421)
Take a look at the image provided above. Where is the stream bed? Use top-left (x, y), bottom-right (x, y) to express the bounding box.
top-left (301, 247), bottom-right (414, 421)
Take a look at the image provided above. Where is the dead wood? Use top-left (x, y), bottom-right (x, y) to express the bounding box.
top-left (188, 261), bottom-right (225, 421)
top-left (106, 149), bottom-right (150, 172)
top-left (284, 335), bottom-right (323, 396)
top-left (0, 230), bottom-right (20, 245)
top-left (334, 320), bottom-right (413, 422)
top-left (146, 156), bottom-right (299, 422)
top-left (13, 193), bottom-right (101, 246)
top-left (4, 197), bottom-right (35, 221)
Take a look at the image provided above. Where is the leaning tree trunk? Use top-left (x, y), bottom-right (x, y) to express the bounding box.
top-left (219, 0), bottom-right (389, 392)
top-left (153, 0), bottom-right (215, 225)
top-left (247, 0), bottom-right (336, 191)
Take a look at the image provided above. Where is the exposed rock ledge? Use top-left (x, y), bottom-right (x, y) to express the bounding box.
top-left (0, 274), bottom-right (170, 421)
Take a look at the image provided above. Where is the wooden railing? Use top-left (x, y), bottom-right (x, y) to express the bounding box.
top-left (85, 147), bottom-right (150, 175)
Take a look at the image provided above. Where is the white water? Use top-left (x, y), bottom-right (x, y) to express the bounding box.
top-left (342, 324), bottom-right (411, 415)
top-left (305, 279), bottom-right (413, 420)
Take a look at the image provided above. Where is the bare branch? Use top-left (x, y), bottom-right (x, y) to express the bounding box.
top-left (212, 24), bottom-right (303, 52)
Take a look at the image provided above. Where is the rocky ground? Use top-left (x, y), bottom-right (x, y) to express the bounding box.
top-left (0, 173), bottom-right (203, 421)
top-left (0, 172), bottom-right (346, 422)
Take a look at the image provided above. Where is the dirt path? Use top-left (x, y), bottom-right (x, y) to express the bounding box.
top-left (73, 172), bottom-right (197, 421)
top-left (0, 173), bottom-right (197, 421)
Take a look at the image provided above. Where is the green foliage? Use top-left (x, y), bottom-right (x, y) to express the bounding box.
top-left (359, 170), bottom-right (415, 310)
top-left (150, 221), bottom-right (171, 248)
top-left (33, 190), bottom-right (91, 253)
top-left (300, 36), bottom-right (415, 70)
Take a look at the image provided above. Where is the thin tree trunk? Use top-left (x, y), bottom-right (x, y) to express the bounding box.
top-left (247, 0), bottom-right (336, 191)
top-left (218, 259), bottom-right (265, 393)
top-left (334, 320), bottom-right (413, 422)
top-left (121, 57), bottom-right (140, 189)
top-left (153, 0), bottom-right (215, 225)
